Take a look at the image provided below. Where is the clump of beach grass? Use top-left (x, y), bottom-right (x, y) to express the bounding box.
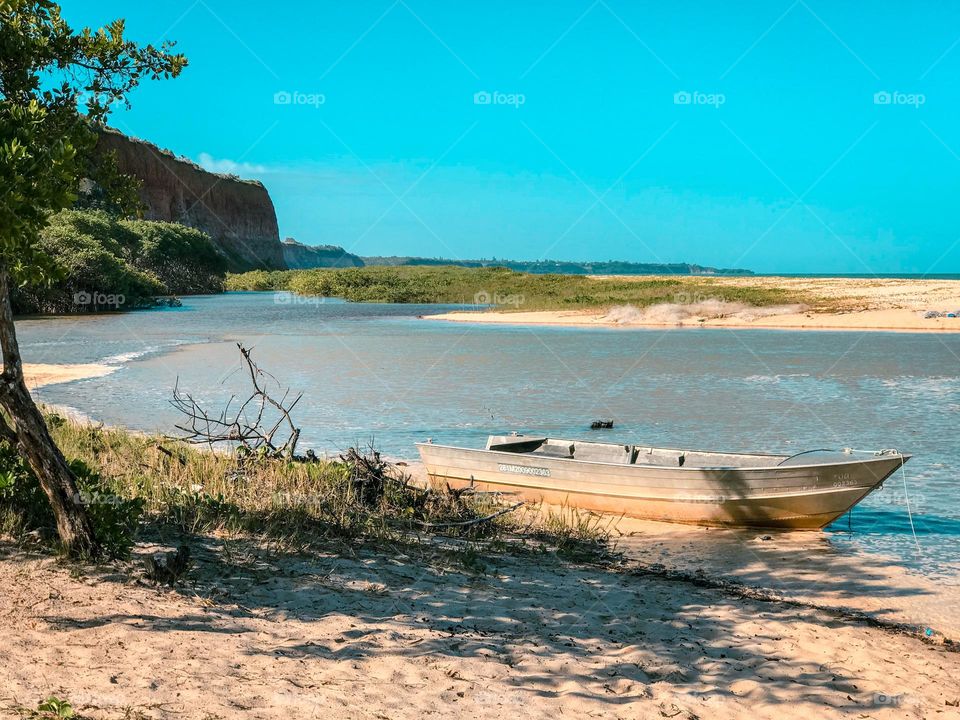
top-left (527, 504), bottom-right (620, 561)
top-left (0, 414), bottom-right (613, 564)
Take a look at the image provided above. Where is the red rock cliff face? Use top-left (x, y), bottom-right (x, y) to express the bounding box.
top-left (97, 130), bottom-right (286, 271)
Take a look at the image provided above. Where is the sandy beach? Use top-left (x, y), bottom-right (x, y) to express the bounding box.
top-left (3, 448), bottom-right (956, 719)
top-left (1, 534), bottom-right (957, 720)
top-left (22, 363), bottom-right (115, 389)
top-left (425, 277), bottom-right (960, 332)
top-left (3, 472), bottom-right (958, 720)
top-left (9, 1), bottom-right (960, 718)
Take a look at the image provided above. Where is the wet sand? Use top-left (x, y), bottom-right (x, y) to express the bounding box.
top-left (609, 515), bottom-right (960, 639)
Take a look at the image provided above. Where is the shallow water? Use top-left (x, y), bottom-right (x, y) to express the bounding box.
top-left (16, 292), bottom-right (960, 578)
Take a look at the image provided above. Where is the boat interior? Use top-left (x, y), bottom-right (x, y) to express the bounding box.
top-left (484, 434), bottom-right (836, 469)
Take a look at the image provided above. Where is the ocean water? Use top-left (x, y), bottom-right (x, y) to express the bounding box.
top-left (15, 292), bottom-right (960, 577)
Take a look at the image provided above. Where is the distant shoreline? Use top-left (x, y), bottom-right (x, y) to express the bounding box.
top-left (423, 308), bottom-right (960, 333)
top-left (424, 276), bottom-right (960, 333)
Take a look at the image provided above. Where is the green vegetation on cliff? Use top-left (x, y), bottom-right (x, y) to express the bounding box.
top-left (226, 265), bottom-right (802, 310)
top-left (14, 209), bottom-right (228, 314)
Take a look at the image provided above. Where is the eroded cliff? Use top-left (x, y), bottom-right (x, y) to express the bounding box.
top-left (96, 129), bottom-right (285, 271)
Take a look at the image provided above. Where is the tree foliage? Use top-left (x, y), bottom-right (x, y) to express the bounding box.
top-left (0, 0), bottom-right (187, 284)
top-left (0, 0), bottom-right (186, 556)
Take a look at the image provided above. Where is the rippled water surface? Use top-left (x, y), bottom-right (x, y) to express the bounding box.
top-left (16, 292), bottom-right (960, 576)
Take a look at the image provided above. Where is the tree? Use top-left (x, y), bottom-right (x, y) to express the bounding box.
top-left (0, 0), bottom-right (186, 556)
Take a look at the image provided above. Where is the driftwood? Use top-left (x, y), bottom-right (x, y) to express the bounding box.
top-left (339, 446), bottom-right (524, 529)
top-left (340, 445), bottom-right (410, 505)
top-left (414, 502), bottom-right (524, 528)
top-left (171, 344), bottom-right (302, 459)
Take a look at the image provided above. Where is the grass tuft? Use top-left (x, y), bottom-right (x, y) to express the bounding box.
top-left (0, 416), bottom-right (614, 564)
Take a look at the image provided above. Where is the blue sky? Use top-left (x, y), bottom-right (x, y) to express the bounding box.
top-left (63, 0), bottom-right (960, 273)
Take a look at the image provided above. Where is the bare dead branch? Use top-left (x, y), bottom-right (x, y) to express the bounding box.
top-left (170, 344), bottom-right (302, 459)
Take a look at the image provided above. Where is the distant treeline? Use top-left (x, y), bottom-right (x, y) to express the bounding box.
top-left (361, 256), bottom-right (753, 276)
top-left (226, 265), bottom-right (795, 311)
top-left (14, 209), bottom-right (227, 314)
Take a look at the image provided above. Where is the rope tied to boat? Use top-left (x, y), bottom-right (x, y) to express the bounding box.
top-left (841, 447), bottom-right (901, 455)
top-left (844, 448), bottom-right (921, 556)
top-left (899, 453), bottom-right (922, 556)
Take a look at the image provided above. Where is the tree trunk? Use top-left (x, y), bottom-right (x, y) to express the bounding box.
top-left (0, 269), bottom-right (99, 557)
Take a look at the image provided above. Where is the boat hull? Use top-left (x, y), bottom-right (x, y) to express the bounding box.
top-left (415, 443), bottom-right (907, 529)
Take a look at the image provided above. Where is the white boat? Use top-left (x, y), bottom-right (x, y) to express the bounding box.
top-left (416, 434), bottom-right (910, 529)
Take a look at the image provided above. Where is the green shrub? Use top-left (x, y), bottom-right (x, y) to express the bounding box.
top-left (12, 209), bottom-right (227, 314)
top-left (70, 459), bottom-right (144, 559)
top-left (0, 441), bottom-right (51, 538)
top-left (35, 696), bottom-right (75, 719)
top-left (225, 269), bottom-right (295, 291)
top-left (0, 437), bottom-right (143, 559)
top-left (125, 219), bottom-right (227, 294)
